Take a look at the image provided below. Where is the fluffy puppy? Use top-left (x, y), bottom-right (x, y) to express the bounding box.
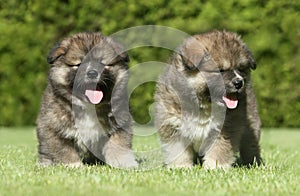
top-left (155, 30), bottom-right (262, 169)
top-left (36, 32), bottom-right (137, 168)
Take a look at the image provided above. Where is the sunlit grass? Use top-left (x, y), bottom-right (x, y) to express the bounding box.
top-left (0, 127), bottom-right (299, 195)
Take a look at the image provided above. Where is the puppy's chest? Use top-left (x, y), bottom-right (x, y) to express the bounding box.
top-left (179, 106), bottom-right (222, 139)
top-left (178, 112), bottom-right (222, 155)
top-left (67, 107), bottom-right (108, 152)
top-left (179, 114), bottom-right (213, 139)
top-left (76, 112), bottom-right (102, 136)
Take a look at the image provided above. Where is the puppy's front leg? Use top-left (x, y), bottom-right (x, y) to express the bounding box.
top-left (38, 134), bottom-right (82, 167)
top-left (162, 136), bottom-right (195, 168)
top-left (102, 131), bottom-right (138, 169)
top-left (202, 135), bottom-right (235, 169)
top-left (239, 128), bottom-right (262, 166)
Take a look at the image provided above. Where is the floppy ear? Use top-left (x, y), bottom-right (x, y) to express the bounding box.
top-left (106, 38), bottom-right (130, 65)
top-left (108, 50), bottom-right (130, 66)
top-left (178, 38), bottom-right (207, 71)
top-left (244, 45), bottom-right (257, 70)
top-left (249, 54), bottom-right (257, 70)
top-left (250, 59), bottom-right (257, 70)
top-left (179, 52), bottom-right (198, 71)
top-left (47, 44), bottom-right (67, 64)
top-left (115, 51), bottom-right (130, 64)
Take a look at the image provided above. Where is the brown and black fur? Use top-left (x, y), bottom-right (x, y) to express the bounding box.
top-left (155, 30), bottom-right (262, 169)
top-left (36, 32), bottom-right (137, 168)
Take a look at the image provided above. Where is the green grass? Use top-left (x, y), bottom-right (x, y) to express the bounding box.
top-left (0, 127), bottom-right (300, 196)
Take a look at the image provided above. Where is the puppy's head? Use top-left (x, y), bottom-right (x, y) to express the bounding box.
top-left (47, 32), bottom-right (129, 104)
top-left (172, 30), bottom-right (256, 109)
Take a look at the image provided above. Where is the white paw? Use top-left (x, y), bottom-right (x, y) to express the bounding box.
top-left (65, 162), bottom-right (83, 168)
top-left (166, 162), bottom-right (193, 169)
top-left (203, 159), bottom-right (232, 170)
top-left (105, 152), bottom-right (138, 169)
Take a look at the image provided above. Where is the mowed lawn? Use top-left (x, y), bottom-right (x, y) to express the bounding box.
top-left (0, 127), bottom-right (299, 196)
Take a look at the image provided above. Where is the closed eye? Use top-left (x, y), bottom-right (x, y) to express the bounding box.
top-left (67, 63), bottom-right (81, 67)
top-left (219, 68), bottom-right (225, 73)
top-left (107, 59), bottom-right (128, 67)
top-left (200, 69), bottom-right (227, 73)
top-left (65, 59), bottom-right (82, 67)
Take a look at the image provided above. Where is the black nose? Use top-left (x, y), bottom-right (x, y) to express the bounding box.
top-left (87, 70), bottom-right (98, 79)
top-left (233, 78), bottom-right (244, 89)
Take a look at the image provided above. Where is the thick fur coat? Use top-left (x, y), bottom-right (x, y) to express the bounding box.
top-left (155, 30), bottom-right (262, 169)
top-left (36, 32), bottom-right (137, 168)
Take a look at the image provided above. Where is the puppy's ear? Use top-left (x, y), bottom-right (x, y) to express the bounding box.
top-left (249, 54), bottom-right (257, 70)
top-left (244, 45), bottom-right (257, 70)
top-left (47, 44), bottom-right (67, 64)
top-left (108, 50), bottom-right (130, 66)
top-left (116, 51), bottom-right (130, 64)
top-left (250, 59), bottom-right (257, 70)
top-left (107, 38), bottom-right (130, 65)
top-left (178, 38), bottom-right (207, 71)
top-left (179, 52), bottom-right (198, 71)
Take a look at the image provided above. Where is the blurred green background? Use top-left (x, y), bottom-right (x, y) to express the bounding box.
top-left (0, 0), bottom-right (299, 127)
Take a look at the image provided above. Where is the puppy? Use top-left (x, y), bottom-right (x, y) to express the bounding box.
top-left (36, 32), bottom-right (138, 168)
top-left (155, 30), bottom-right (262, 169)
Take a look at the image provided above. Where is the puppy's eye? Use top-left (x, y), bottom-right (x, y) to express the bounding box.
top-left (106, 63), bottom-right (114, 66)
top-left (68, 63), bottom-right (81, 67)
top-left (219, 68), bottom-right (225, 73)
top-left (66, 63), bottom-right (81, 67)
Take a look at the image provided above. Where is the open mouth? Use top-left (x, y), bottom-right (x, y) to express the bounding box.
top-left (85, 89), bottom-right (103, 104)
top-left (222, 93), bottom-right (238, 109)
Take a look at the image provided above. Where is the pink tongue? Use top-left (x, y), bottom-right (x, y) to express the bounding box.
top-left (222, 96), bottom-right (238, 109)
top-left (85, 90), bottom-right (103, 104)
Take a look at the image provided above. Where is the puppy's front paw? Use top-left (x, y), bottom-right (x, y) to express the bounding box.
top-left (166, 162), bottom-right (193, 169)
top-left (105, 151), bottom-right (138, 169)
top-left (65, 162), bottom-right (83, 168)
top-left (203, 159), bottom-right (232, 170)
